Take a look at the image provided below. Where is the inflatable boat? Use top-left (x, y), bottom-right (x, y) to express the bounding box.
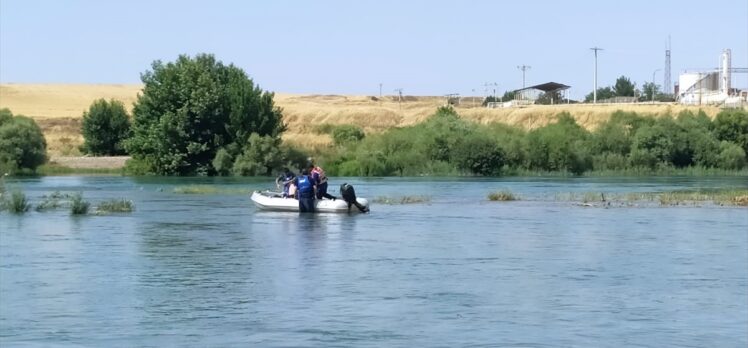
top-left (250, 191), bottom-right (370, 213)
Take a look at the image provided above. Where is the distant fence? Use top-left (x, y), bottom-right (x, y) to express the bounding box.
top-left (486, 100), bottom-right (533, 108)
top-left (597, 96), bottom-right (638, 104)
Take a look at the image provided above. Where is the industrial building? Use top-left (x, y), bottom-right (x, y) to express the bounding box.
top-left (677, 49), bottom-right (747, 107)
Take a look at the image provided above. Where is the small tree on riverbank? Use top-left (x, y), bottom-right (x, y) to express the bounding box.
top-left (0, 108), bottom-right (47, 174)
top-left (81, 99), bottom-right (131, 156)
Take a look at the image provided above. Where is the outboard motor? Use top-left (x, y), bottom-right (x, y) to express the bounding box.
top-left (340, 183), bottom-right (369, 213)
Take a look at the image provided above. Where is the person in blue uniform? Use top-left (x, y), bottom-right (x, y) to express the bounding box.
top-left (295, 168), bottom-right (316, 213)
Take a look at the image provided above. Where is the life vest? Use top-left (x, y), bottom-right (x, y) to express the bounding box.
top-left (311, 166), bottom-right (327, 184)
top-left (297, 175), bottom-right (313, 194)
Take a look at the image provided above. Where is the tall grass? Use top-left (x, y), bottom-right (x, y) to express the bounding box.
top-left (70, 193), bottom-right (90, 215)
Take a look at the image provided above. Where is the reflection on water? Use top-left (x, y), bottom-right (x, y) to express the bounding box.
top-left (1, 176), bottom-right (747, 347)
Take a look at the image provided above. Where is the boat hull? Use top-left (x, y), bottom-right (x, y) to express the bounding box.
top-left (250, 191), bottom-right (369, 213)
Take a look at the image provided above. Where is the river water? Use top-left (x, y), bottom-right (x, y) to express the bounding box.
top-left (1, 176), bottom-right (747, 347)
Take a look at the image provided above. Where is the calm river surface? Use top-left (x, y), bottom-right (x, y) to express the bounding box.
top-left (1, 176), bottom-right (747, 347)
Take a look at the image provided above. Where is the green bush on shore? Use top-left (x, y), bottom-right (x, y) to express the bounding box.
top-left (314, 107), bottom-right (748, 177)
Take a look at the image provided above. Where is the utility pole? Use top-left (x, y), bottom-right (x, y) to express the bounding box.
top-left (379, 83), bottom-right (382, 99)
top-left (394, 88), bottom-right (403, 110)
top-left (517, 65), bottom-right (531, 89)
top-left (652, 69), bottom-right (661, 103)
top-left (590, 47), bottom-right (603, 103)
top-left (483, 82), bottom-right (498, 102)
top-left (664, 36), bottom-right (672, 95)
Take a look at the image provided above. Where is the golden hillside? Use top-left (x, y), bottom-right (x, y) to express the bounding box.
top-left (0, 83), bottom-right (723, 155)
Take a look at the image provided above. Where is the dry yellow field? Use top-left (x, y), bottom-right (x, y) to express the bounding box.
top-left (0, 83), bottom-right (723, 155)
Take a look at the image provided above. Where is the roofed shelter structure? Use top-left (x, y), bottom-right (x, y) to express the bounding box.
top-left (514, 82), bottom-right (571, 104)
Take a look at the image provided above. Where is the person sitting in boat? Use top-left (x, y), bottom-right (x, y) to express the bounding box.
top-left (340, 183), bottom-right (369, 213)
top-left (275, 167), bottom-right (296, 198)
top-left (310, 163), bottom-right (337, 201)
top-left (294, 168), bottom-right (316, 213)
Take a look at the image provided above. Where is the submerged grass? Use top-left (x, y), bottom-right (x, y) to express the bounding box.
top-left (172, 185), bottom-right (251, 195)
top-left (553, 189), bottom-right (748, 207)
top-left (37, 164), bottom-right (123, 175)
top-left (487, 190), bottom-right (518, 201)
top-left (373, 195), bottom-right (431, 205)
top-left (96, 199), bottom-right (134, 214)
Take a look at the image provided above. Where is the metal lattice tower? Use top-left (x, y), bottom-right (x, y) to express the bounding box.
top-left (664, 36), bottom-right (672, 95)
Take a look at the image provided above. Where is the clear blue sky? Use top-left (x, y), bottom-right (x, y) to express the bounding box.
top-left (1, 0), bottom-right (746, 99)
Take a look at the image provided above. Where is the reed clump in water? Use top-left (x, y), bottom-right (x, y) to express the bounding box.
top-left (96, 199), bottom-right (135, 214)
top-left (70, 193), bottom-right (90, 215)
top-left (7, 191), bottom-right (31, 213)
top-left (487, 190), bottom-right (518, 201)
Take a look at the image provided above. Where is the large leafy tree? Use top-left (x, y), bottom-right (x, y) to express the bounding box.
top-left (81, 99), bottom-right (131, 155)
top-left (127, 54), bottom-right (285, 175)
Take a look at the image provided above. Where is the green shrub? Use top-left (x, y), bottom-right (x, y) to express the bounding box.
top-left (451, 135), bottom-right (504, 175)
top-left (0, 108), bottom-right (12, 126)
top-left (713, 109), bottom-right (748, 154)
top-left (81, 99), bottom-right (131, 155)
top-left (0, 110), bottom-right (47, 174)
top-left (212, 148), bottom-right (236, 176)
top-left (332, 125), bottom-right (365, 145)
top-left (525, 113), bottom-right (592, 174)
top-left (717, 141), bottom-right (747, 169)
top-left (232, 133), bottom-right (284, 176)
top-left (123, 157), bottom-right (156, 175)
top-left (70, 193), bottom-right (90, 215)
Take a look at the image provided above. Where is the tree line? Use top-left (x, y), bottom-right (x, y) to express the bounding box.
top-left (315, 107), bottom-right (748, 176)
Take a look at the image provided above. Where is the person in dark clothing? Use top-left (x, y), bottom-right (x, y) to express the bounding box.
top-left (340, 183), bottom-right (369, 213)
top-left (310, 164), bottom-right (337, 201)
top-left (295, 169), bottom-right (316, 213)
top-left (275, 168), bottom-right (296, 198)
